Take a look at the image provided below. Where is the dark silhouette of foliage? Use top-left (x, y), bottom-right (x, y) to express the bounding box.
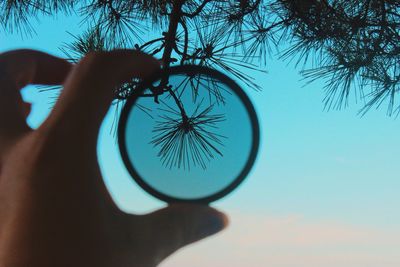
top-left (151, 100), bottom-right (226, 170)
top-left (2, 0), bottom-right (400, 115)
top-left (2, 0), bottom-right (400, 167)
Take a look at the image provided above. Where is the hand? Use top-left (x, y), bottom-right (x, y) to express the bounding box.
top-left (0, 49), bottom-right (228, 267)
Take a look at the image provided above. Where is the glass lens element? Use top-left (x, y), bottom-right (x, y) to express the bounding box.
top-left (119, 66), bottom-right (258, 202)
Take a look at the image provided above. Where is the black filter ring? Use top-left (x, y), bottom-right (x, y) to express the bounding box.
top-left (118, 65), bottom-right (260, 203)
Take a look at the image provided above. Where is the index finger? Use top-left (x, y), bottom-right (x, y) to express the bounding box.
top-left (0, 49), bottom-right (72, 89)
top-left (41, 50), bottom-right (161, 141)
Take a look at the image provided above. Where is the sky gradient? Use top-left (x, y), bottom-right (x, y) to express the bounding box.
top-left (1, 12), bottom-right (399, 266)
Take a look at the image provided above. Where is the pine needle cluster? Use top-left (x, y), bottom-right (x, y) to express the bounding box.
top-left (3, 0), bottom-right (400, 167)
top-left (3, 0), bottom-right (400, 115)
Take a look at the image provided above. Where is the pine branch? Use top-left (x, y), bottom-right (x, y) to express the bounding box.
top-left (6, 0), bottom-right (400, 118)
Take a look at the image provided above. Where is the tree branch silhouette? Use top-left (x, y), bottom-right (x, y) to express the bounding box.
top-left (3, 0), bottom-right (400, 167)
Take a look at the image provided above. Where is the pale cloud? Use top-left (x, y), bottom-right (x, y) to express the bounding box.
top-left (161, 211), bottom-right (400, 267)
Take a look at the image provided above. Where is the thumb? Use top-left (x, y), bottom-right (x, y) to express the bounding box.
top-left (145, 204), bottom-right (228, 263)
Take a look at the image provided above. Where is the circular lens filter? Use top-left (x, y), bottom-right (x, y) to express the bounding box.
top-left (118, 65), bottom-right (259, 203)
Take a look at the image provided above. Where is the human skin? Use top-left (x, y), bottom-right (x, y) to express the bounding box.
top-left (0, 49), bottom-right (228, 267)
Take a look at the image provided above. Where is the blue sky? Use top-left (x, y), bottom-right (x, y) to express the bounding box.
top-left (1, 12), bottom-right (399, 267)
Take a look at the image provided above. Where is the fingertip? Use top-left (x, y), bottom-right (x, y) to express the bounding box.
top-left (200, 208), bottom-right (229, 236)
top-left (80, 49), bottom-right (161, 84)
top-left (143, 204), bottom-right (229, 262)
top-left (219, 210), bottom-right (230, 228)
top-left (166, 203), bottom-right (229, 236)
top-left (157, 59), bottom-right (165, 67)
